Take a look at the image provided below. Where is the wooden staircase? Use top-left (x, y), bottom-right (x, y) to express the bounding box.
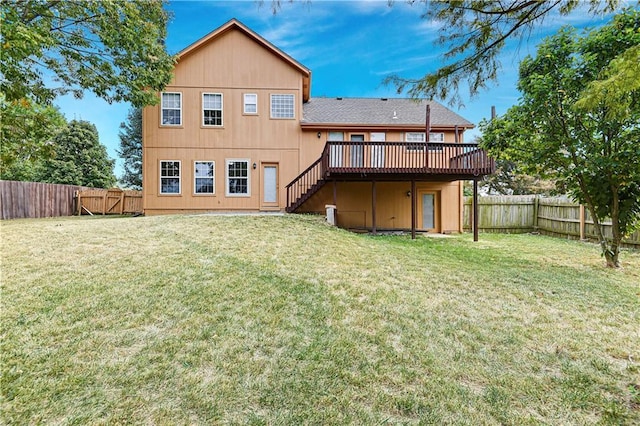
top-left (285, 156), bottom-right (327, 213)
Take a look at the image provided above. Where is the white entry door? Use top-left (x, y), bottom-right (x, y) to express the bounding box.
top-left (421, 192), bottom-right (439, 232)
top-left (262, 163), bottom-right (279, 208)
top-left (328, 132), bottom-right (344, 167)
top-left (370, 132), bottom-right (385, 168)
top-left (350, 134), bottom-right (364, 167)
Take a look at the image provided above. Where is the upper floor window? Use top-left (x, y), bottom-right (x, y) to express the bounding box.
top-left (203, 93), bottom-right (223, 126)
top-left (270, 94), bottom-right (294, 119)
top-left (429, 132), bottom-right (445, 142)
top-left (244, 93), bottom-right (258, 114)
top-left (406, 132), bottom-right (445, 151)
top-left (406, 132), bottom-right (425, 143)
top-left (160, 160), bottom-right (180, 194)
top-left (161, 93), bottom-right (181, 126)
top-left (328, 131), bottom-right (344, 141)
top-left (194, 161), bottom-right (215, 194)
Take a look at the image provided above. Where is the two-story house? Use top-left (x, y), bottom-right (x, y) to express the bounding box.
top-left (142, 19), bottom-right (494, 235)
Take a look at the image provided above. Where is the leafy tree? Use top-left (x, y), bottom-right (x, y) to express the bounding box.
top-left (0, 1), bottom-right (175, 175)
top-left (383, 0), bottom-right (623, 105)
top-left (117, 108), bottom-right (143, 190)
top-left (0, 1), bottom-right (175, 106)
top-left (36, 120), bottom-right (116, 188)
top-left (575, 44), bottom-right (640, 120)
top-left (0, 94), bottom-right (66, 180)
top-left (481, 10), bottom-right (640, 268)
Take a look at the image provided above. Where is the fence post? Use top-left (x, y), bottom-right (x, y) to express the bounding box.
top-left (533, 196), bottom-right (539, 230)
top-left (579, 204), bottom-right (585, 240)
top-left (76, 191), bottom-right (81, 216)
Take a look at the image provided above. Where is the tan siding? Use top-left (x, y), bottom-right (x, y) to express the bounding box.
top-left (144, 148), bottom-right (298, 214)
top-left (298, 181), bottom-right (462, 232)
top-left (143, 26), bottom-right (304, 214)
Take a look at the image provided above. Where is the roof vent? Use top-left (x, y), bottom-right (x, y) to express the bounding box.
top-left (392, 110), bottom-right (398, 120)
top-left (381, 98), bottom-right (388, 101)
top-left (336, 97), bottom-right (342, 100)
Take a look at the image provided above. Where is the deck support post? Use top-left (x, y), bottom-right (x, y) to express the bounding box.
top-left (411, 180), bottom-right (416, 240)
top-left (425, 104), bottom-right (431, 169)
top-left (333, 180), bottom-right (338, 227)
top-left (372, 180), bottom-right (377, 235)
top-left (473, 179), bottom-right (479, 242)
top-left (333, 180), bottom-right (337, 206)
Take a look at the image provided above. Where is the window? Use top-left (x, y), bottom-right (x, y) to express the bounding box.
top-left (428, 132), bottom-right (445, 151)
top-left (203, 93), bottom-right (223, 126)
top-left (226, 159), bottom-right (250, 196)
top-left (406, 132), bottom-right (425, 151)
top-left (161, 93), bottom-right (181, 126)
top-left (160, 161), bottom-right (180, 194)
top-left (406, 132), bottom-right (426, 142)
top-left (405, 132), bottom-right (445, 150)
top-left (244, 93), bottom-right (257, 114)
top-left (429, 132), bottom-right (445, 142)
top-left (270, 94), bottom-right (294, 118)
top-left (328, 131), bottom-right (344, 141)
top-left (194, 161), bottom-right (214, 194)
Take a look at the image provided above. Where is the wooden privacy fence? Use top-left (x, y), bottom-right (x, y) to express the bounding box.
top-left (77, 188), bottom-right (142, 215)
top-left (0, 180), bottom-right (88, 220)
top-left (0, 181), bottom-right (143, 220)
top-left (463, 195), bottom-right (640, 247)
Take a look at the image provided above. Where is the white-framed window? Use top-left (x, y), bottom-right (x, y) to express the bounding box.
top-left (406, 132), bottom-right (425, 151)
top-left (194, 161), bottom-right (215, 194)
top-left (161, 92), bottom-right (182, 126)
top-left (328, 131), bottom-right (344, 141)
top-left (244, 93), bottom-right (258, 114)
top-left (405, 132), bottom-right (445, 150)
top-left (429, 132), bottom-right (445, 142)
top-left (160, 160), bottom-right (181, 194)
top-left (428, 132), bottom-right (445, 151)
top-left (226, 159), bottom-right (250, 196)
top-left (406, 132), bottom-right (426, 142)
top-left (203, 93), bottom-right (223, 126)
top-left (270, 94), bottom-right (294, 119)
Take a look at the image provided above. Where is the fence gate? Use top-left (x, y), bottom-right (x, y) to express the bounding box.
top-left (77, 188), bottom-right (142, 215)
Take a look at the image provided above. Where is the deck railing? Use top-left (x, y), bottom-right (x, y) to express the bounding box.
top-left (324, 141), bottom-right (494, 175)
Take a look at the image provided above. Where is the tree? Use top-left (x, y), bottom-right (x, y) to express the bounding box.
top-left (0, 94), bottom-right (66, 181)
top-left (0, 1), bottom-right (175, 175)
top-left (575, 44), bottom-right (640, 120)
top-left (0, 1), bottom-right (175, 106)
top-left (36, 120), bottom-right (116, 188)
top-left (384, 0), bottom-right (622, 105)
top-left (117, 108), bottom-right (143, 189)
top-left (481, 10), bottom-right (640, 268)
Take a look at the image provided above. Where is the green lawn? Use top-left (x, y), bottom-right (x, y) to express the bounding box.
top-left (1, 214), bottom-right (639, 424)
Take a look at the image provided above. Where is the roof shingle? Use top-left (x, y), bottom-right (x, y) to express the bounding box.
top-left (301, 97), bottom-right (473, 128)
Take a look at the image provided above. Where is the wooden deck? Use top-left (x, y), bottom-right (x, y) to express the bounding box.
top-left (286, 141), bottom-right (495, 212)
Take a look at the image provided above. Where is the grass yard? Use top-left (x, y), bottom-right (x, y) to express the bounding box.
top-left (1, 214), bottom-right (639, 424)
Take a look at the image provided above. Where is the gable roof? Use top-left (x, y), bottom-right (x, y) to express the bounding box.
top-left (301, 98), bottom-right (474, 129)
top-left (177, 19), bottom-right (311, 102)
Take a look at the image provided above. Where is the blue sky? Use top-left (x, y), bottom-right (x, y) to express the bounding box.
top-left (53, 0), bottom-right (612, 179)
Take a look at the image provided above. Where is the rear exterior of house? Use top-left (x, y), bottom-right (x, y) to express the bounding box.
top-left (142, 19), bottom-right (494, 233)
